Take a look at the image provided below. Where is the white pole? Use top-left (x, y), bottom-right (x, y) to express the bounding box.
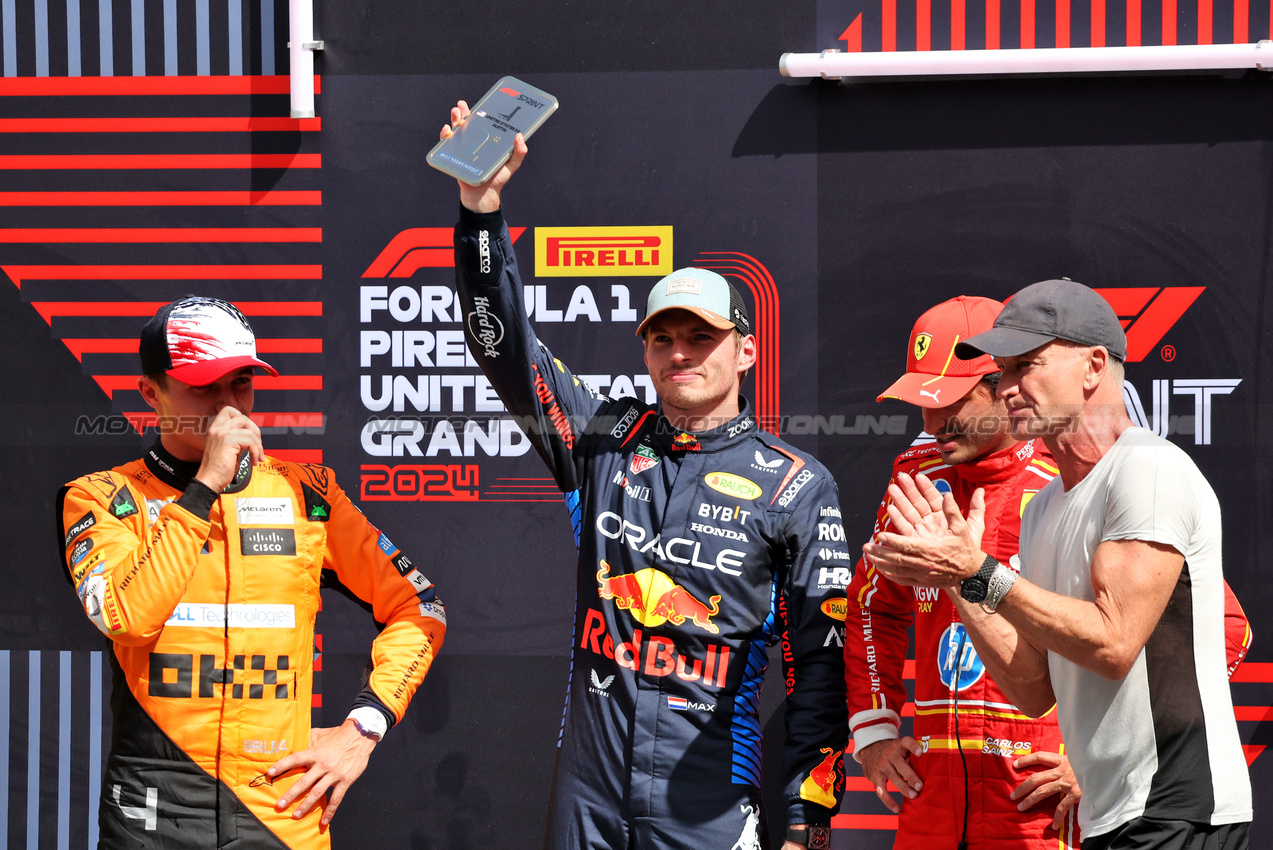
top-left (779, 41), bottom-right (1273, 79)
top-left (289, 0), bottom-right (315, 119)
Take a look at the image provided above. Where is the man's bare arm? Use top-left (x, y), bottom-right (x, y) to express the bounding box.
top-left (996, 538), bottom-right (1182, 680)
top-left (868, 473), bottom-right (1184, 712)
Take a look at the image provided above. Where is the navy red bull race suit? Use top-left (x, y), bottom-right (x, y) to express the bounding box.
top-left (845, 439), bottom-right (1252, 850)
top-left (57, 443), bottom-right (446, 848)
top-left (454, 207), bottom-right (848, 850)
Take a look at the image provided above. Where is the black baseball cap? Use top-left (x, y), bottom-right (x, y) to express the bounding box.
top-left (955, 279), bottom-right (1127, 362)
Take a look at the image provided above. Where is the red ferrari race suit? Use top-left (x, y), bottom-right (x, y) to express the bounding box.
top-left (845, 438), bottom-right (1252, 850)
top-left (56, 442), bottom-right (447, 849)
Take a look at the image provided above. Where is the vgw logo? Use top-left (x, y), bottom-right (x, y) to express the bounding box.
top-left (1093, 287), bottom-right (1241, 446)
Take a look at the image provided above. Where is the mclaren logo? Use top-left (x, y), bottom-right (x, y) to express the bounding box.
top-left (535, 227), bottom-right (674, 277)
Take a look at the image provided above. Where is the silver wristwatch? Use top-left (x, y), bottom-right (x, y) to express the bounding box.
top-left (981, 562), bottom-right (1018, 613)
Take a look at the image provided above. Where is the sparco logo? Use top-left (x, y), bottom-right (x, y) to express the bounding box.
top-left (466, 296), bottom-right (504, 358)
top-left (478, 230), bottom-right (492, 274)
top-left (778, 469), bottom-right (815, 507)
top-left (611, 406), bottom-right (640, 439)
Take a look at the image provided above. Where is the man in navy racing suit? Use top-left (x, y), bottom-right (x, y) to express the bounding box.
top-left (444, 104), bottom-right (848, 850)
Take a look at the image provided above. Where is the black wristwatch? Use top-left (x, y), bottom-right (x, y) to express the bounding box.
top-left (959, 554), bottom-right (999, 603)
top-left (785, 826), bottom-right (831, 849)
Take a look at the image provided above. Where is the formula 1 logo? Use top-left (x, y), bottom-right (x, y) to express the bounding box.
top-left (363, 227), bottom-right (527, 278)
top-left (1092, 286), bottom-right (1204, 362)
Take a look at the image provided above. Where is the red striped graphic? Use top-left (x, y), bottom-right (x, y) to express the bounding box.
top-left (842, 15), bottom-right (865, 51)
top-left (1092, 0), bottom-right (1107, 45)
top-left (831, 814), bottom-right (899, 830)
top-left (1235, 0), bottom-right (1249, 40)
top-left (918, 0), bottom-right (932, 49)
top-left (61, 337), bottom-right (323, 360)
top-left (1022, 0), bottom-right (1036, 46)
top-left (1128, 0), bottom-right (1143, 44)
top-left (28, 301), bottom-right (322, 321)
top-left (0, 154), bottom-right (322, 169)
top-left (1199, 0), bottom-right (1214, 42)
top-left (695, 254), bottom-right (781, 432)
top-left (0, 117), bottom-right (320, 133)
top-left (1231, 661), bottom-right (1273, 682)
top-left (1057, 0), bottom-right (1071, 46)
top-left (1, 81), bottom-right (326, 463)
top-left (93, 374), bottom-right (322, 397)
top-left (883, 0), bottom-right (897, 50)
top-left (953, 0), bottom-right (967, 48)
top-left (0, 75), bottom-right (318, 96)
top-left (0, 190), bottom-right (320, 206)
top-left (124, 411), bottom-right (324, 431)
top-left (1164, 0), bottom-right (1178, 43)
top-left (0, 228), bottom-right (321, 242)
top-left (273, 449), bottom-right (324, 464)
top-left (6, 265), bottom-right (321, 289)
top-left (987, 0), bottom-right (1001, 47)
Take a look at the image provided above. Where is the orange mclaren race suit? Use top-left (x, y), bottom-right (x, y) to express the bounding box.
top-left (845, 438), bottom-right (1252, 850)
top-left (57, 441), bottom-right (446, 849)
top-left (454, 207), bottom-right (848, 850)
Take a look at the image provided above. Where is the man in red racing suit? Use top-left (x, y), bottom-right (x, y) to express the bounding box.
top-left (845, 296), bottom-right (1251, 850)
top-left (56, 297), bottom-right (446, 849)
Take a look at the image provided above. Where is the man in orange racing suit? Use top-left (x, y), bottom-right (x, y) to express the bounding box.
top-left (845, 295), bottom-right (1251, 850)
top-left (56, 296), bottom-right (446, 849)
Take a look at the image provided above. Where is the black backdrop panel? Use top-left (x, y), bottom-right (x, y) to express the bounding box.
top-left (1, 0), bottom-right (1270, 845)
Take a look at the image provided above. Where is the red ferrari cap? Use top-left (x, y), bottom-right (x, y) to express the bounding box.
top-left (877, 295), bottom-right (1002, 408)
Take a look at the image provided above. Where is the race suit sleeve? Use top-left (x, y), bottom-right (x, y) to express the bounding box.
top-left (317, 472), bottom-right (446, 731)
top-left (453, 205), bottom-right (607, 490)
top-left (844, 466), bottom-right (916, 759)
top-left (780, 467), bottom-right (850, 827)
top-left (1224, 579), bottom-right (1252, 678)
top-left (56, 473), bottom-right (216, 645)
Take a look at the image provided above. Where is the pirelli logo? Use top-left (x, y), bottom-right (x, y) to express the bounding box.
top-left (535, 227), bottom-right (673, 277)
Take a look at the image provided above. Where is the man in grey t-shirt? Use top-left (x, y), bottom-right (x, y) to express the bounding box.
top-left (862, 279), bottom-right (1251, 850)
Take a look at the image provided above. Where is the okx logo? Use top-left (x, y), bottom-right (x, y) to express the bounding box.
top-left (1093, 286), bottom-right (1204, 363)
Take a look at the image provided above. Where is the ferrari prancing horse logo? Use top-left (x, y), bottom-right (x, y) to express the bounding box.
top-left (914, 332), bottom-right (932, 361)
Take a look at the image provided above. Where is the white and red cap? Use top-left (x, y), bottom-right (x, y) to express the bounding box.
top-left (139, 296), bottom-right (278, 385)
top-left (877, 295), bottom-right (1002, 408)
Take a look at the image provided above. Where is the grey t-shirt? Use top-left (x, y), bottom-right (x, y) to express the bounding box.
top-left (1019, 427), bottom-right (1251, 837)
